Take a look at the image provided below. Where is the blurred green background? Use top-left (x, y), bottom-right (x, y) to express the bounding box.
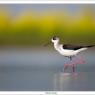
top-left (0, 4), bottom-right (95, 46)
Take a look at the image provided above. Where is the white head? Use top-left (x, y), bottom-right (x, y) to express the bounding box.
top-left (51, 36), bottom-right (60, 44)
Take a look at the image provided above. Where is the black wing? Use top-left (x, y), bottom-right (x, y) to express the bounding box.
top-left (63, 44), bottom-right (84, 50)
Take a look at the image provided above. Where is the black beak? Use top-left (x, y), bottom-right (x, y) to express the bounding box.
top-left (44, 41), bottom-right (51, 47)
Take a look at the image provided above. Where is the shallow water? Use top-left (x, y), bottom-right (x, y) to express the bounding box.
top-left (0, 48), bottom-right (95, 91)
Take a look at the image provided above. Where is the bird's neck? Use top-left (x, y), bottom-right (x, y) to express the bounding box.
top-left (54, 41), bottom-right (60, 50)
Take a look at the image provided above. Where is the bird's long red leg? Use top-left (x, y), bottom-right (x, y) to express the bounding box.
top-left (69, 57), bottom-right (76, 73)
top-left (71, 56), bottom-right (85, 73)
top-left (64, 64), bottom-right (68, 72)
top-left (72, 64), bottom-right (75, 73)
top-left (63, 57), bottom-right (76, 73)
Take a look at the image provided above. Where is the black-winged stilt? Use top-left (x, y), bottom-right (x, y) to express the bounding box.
top-left (45, 36), bottom-right (95, 73)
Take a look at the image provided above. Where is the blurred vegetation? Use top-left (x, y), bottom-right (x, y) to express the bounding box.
top-left (0, 6), bottom-right (95, 46)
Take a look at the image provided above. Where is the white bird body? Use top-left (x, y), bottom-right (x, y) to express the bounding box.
top-left (49, 36), bottom-right (95, 72)
top-left (53, 41), bottom-right (87, 57)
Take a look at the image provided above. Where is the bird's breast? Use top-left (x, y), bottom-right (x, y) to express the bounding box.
top-left (61, 49), bottom-right (75, 56)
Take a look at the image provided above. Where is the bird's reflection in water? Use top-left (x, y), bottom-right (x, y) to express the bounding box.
top-left (53, 72), bottom-right (91, 91)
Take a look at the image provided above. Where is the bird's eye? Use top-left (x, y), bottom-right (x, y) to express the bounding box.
top-left (53, 37), bottom-right (56, 40)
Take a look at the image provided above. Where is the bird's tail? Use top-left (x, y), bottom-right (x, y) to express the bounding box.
top-left (85, 45), bottom-right (95, 48)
